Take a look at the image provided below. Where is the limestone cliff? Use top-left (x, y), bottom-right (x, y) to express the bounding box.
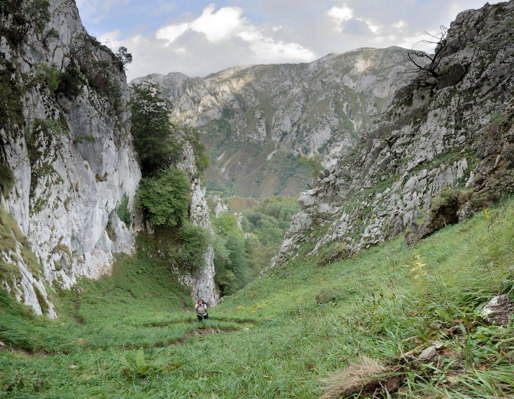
top-left (273, 1), bottom-right (513, 267)
top-left (0, 0), bottom-right (140, 317)
top-left (136, 47), bottom-right (414, 198)
top-left (173, 140), bottom-right (220, 306)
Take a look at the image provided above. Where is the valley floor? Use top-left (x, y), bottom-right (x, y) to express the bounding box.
top-left (1, 197), bottom-right (513, 398)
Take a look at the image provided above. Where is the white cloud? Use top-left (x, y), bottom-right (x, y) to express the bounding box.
top-left (190, 4), bottom-right (245, 42)
top-left (98, 4), bottom-right (315, 80)
top-left (98, 29), bottom-right (122, 47)
top-left (393, 20), bottom-right (407, 31)
top-left (76, 0), bottom-right (129, 13)
top-left (156, 4), bottom-right (246, 45)
top-left (238, 26), bottom-right (315, 62)
top-left (328, 5), bottom-right (354, 32)
top-left (156, 23), bottom-right (190, 45)
top-left (328, 5), bottom-right (354, 23)
top-left (358, 18), bottom-right (381, 34)
top-left (328, 5), bottom-right (381, 35)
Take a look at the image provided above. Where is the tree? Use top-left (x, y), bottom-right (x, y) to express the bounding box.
top-left (225, 232), bottom-right (249, 282)
top-left (407, 25), bottom-right (448, 78)
top-left (136, 168), bottom-right (190, 227)
top-left (115, 46), bottom-right (132, 72)
top-left (213, 214), bottom-right (239, 235)
top-left (130, 82), bottom-right (181, 175)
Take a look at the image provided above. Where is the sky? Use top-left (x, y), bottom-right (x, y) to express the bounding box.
top-left (75, 0), bottom-right (501, 81)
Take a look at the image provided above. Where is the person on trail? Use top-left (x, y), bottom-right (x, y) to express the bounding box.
top-left (195, 298), bottom-right (209, 322)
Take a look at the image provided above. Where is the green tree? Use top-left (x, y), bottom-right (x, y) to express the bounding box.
top-left (213, 214), bottom-right (239, 236)
top-left (213, 236), bottom-right (238, 295)
top-left (213, 232), bottom-right (249, 295)
top-left (115, 46), bottom-right (132, 72)
top-left (136, 168), bottom-right (190, 227)
top-left (130, 82), bottom-right (181, 175)
top-left (225, 232), bottom-right (249, 283)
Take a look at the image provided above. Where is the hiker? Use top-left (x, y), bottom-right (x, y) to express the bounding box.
top-left (195, 298), bottom-right (209, 322)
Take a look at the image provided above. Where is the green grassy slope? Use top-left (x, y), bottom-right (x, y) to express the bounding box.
top-left (1, 198), bottom-right (512, 398)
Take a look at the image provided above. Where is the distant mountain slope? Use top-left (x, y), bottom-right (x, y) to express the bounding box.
top-left (135, 47), bottom-right (415, 198)
top-left (273, 1), bottom-right (514, 266)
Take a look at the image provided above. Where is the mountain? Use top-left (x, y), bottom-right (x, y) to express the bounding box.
top-left (272, 0), bottom-right (513, 267)
top-left (135, 47), bottom-right (416, 198)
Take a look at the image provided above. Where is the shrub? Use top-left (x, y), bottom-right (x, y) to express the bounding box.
top-left (174, 223), bottom-right (211, 274)
top-left (213, 236), bottom-right (239, 295)
top-left (115, 46), bottom-right (132, 72)
top-left (117, 194), bottom-right (131, 226)
top-left (121, 349), bottom-right (151, 379)
top-left (136, 169), bottom-right (190, 227)
top-left (0, 60), bottom-right (24, 136)
top-left (213, 214), bottom-right (240, 235)
top-left (35, 64), bottom-right (60, 94)
top-left (57, 60), bottom-right (85, 98)
top-left (0, 164), bottom-right (15, 197)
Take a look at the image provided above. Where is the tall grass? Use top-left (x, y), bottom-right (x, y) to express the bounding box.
top-left (0, 197), bottom-right (512, 398)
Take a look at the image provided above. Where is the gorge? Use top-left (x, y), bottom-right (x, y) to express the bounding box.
top-left (0, 1), bottom-right (512, 397)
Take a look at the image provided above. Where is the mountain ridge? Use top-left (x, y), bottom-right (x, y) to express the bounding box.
top-left (136, 46), bottom-right (418, 198)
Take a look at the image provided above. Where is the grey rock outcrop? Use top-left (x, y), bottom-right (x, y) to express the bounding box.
top-left (272, 1), bottom-right (514, 267)
top-left (136, 47), bottom-right (415, 197)
top-left (171, 139), bottom-right (219, 305)
top-left (188, 180), bottom-right (219, 306)
top-left (0, 0), bottom-right (140, 317)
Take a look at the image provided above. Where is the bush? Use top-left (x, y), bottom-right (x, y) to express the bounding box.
top-left (117, 194), bottom-right (131, 226)
top-left (0, 164), bottom-right (14, 197)
top-left (57, 60), bottom-right (85, 98)
top-left (174, 223), bottom-right (211, 274)
top-left (35, 64), bottom-right (60, 94)
top-left (136, 169), bottom-right (190, 227)
top-left (115, 46), bottom-right (132, 72)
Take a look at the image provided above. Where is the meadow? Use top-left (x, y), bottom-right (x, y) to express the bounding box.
top-left (1, 197), bottom-right (513, 398)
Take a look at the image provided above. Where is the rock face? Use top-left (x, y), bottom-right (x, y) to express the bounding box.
top-left (173, 140), bottom-right (220, 306)
top-left (272, 1), bottom-right (514, 267)
top-left (0, 0), bottom-right (141, 317)
top-left (135, 47), bottom-right (414, 198)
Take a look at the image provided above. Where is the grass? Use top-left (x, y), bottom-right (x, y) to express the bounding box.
top-left (0, 204), bottom-right (43, 281)
top-left (0, 197), bottom-right (513, 398)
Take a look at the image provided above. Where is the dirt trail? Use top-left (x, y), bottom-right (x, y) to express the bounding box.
top-left (142, 317), bottom-right (257, 328)
top-left (156, 327), bottom-right (241, 348)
